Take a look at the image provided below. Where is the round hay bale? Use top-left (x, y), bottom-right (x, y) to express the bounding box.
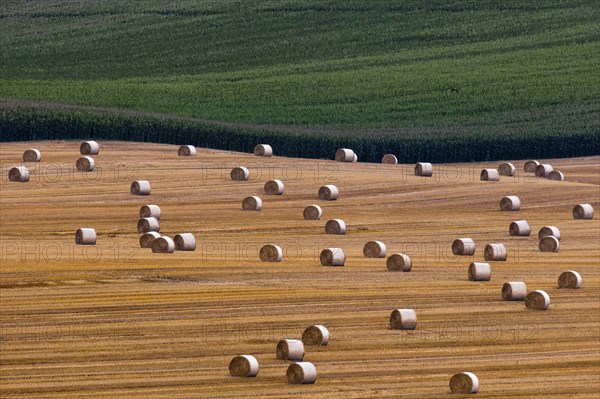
top-left (286, 362), bottom-right (316, 384)
top-left (174, 233), bottom-right (196, 251)
top-left (484, 243), bottom-right (507, 261)
top-left (539, 236), bottom-right (560, 252)
top-left (558, 270), bottom-right (582, 289)
top-left (501, 282), bottom-right (527, 301)
top-left (335, 148), bottom-right (355, 162)
top-left (414, 162), bottom-right (433, 177)
top-left (302, 325), bottom-right (330, 346)
top-left (75, 228), bottom-right (96, 245)
top-left (76, 156), bottom-right (95, 172)
top-left (449, 372), bottom-right (479, 394)
top-left (468, 262), bottom-right (491, 281)
top-left (500, 195), bottom-right (520, 211)
top-left (390, 309), bottom-right (417, 330)
top-left (497, 162), bottom-right (515, 176)
top-left (131, 180), bottom-right (151, 195)
top-left (229, 355), bottom-right (259, 377)
top-left (230, 167), bottom-right (250, 181)
top-left (318, 185), bottom-right (339, 200)
top-left (452, 238), bottom-right (475, 256)
top-left (382, 154), bottom-right (398, 164)
top-left (264, 179), bottom-right (284, 195)
top-left (547, 170), bottom-right (564, 181)
top-left (525, 290), bottom-right (550, 310)
top-left (177, 145), bottom-right (196, 156)
top-left (137, 217), bottom-right (160, 233)
top-left (524, 160), bottom-right (540, 173)
top-left (352, 153), bottom-right (358, 163)
top-left (23, 149), bottom-right (41, 162)
top-left (259, 244), bottom-right (283, 262)
top-left (320, 248), bottom-right (345, 266)
top-left (80, 140), bottom-right (99, 155)
top-left (242, 196), bottom-right (262, 211)
top-left (538, 226), bottom-right (560, 240)
top-left (509, 220), bottom-right (531, 236)
top-left (363, 240), bottom-right (387, 258)
top-left (152, 236), bottom-right (175, 253)
top-left (534, 164), bottom-right (553, 177)
top-left (254, 144), bottom-right (273, 157)
top-left (573, 204), bottom-right (594, 220)
top-left (276, 339), bottom-right (304, 361)
top-left (325, 219), bottom-right (346, 235)
top-left (303, 204), bottom-right (323, 220)
top-left (139, 204), bottom-right (161, 219)
top-left (139, 231), bottom-right (161, 248)
top-left (8, 166), bottom-right (29, 182)
top-left (480, 168), bottom-right (500, 181)
top-left (386, 253), bottom-right (412, 272)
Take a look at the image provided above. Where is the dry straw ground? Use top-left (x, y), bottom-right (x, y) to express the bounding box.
top-left (0, 141), bottom-right (598, 398)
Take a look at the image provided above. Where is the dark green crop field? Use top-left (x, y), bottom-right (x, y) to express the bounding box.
top-left (1, 1), bottom-right (599, 161)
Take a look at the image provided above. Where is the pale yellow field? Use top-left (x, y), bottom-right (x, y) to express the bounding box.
top-left (1, 141), bottom-right (599, 398)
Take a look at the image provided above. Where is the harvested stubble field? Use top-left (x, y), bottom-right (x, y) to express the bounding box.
top-left (0, 141), bottom-right (599, 398)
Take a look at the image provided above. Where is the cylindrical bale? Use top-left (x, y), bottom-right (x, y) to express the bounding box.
top-left (23, 149), bottom-right (41, 162)
top-left (509, 220), bottom-right (531, 236)
top-left (500, 195), bottom-right (520, 211)
top-left (320, 248), bottom-right (345, 266)
top-left (286, 362), bottom-right (317, 384)
top-left (254, 144), bottom-right (273, 157)
top-left (177, 145), bottom-right (196, 156)
top-left (452, 238), bottom-right (475, 256)
top-left (352, 153), bottom-right (358, 163)
top-left (468, 262), bottom-right (491, 281)
top-left (242, 196), bottom-right (262, 211)
top-left (139, 204), bottom-right (161, 219)
top-left (501, 282), bottom-right (527, 301)
top-left (335, 148), bottom-right (355, 162)
top-left (151, 236), bottom-right (175, 253)
top-left (524, 160), bottom-right (540, 173)
top-left (75, 228), bottom-right (96, 245)
top-left (174, 233), bottom-right (196, 251)
top-left (534, 164), bottom-right (553, 177)
top-left (558, 270), bottom-right (582, 289)
top-left (139, 231), bottom-right (161, 248)
top-left (318, 184), bottom-right (339, 200)
top-left (276, 339), bottom-right (304, 361)
top-left (302, 325), bottom-right (330, 346)
top-left (303, 204), bottom-right (323, 220)
top-left (386, 253), bottom-right (412, 272)
top-left (539, 236), bottom-right (560, 252)
top-left (414, 162), bottom-right (433, 177)
top-left (264, 179), bottom-right (285, 195)
top-left (325, 219), bottom-right (346, 235)
top-left (229, 355), bottom-right (259, 377)
top-left (484, 243), bottom-right (507, 261)
top-left (573, 204), bottom-right (594, 220)
top-left (8, 166), bottom-right (29, 182)
top-left (131, 180), bottom-right (151, 195)
top-left (80, 140), bottom-right (99, 155)
top-left (547, 171), bottom-right (564, 181)
top-left (525, 290), bottom-right (550, 310)
top-left (382, 154), bottom-right (398, 164)
top-left (259, 244), bottom-right (283, 262)
top-left (137, 217), bottom-right (160, 233)
top-left (449, 372), bottom-right (479, 394)
top-left (538, 226), bottom-right (560, 240)
top-left (363, 240), bottom-right (387, 258)
top-left (76, 156), bottom-right (95, 172)
top-left (230, 167), bottom-right (250, 181)
top-left (497, 162), bottom-right (515, 176)
top-left (480, 168), bottom-right (500, 181)
top-left (390, 309), bottom-right (417, 330)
